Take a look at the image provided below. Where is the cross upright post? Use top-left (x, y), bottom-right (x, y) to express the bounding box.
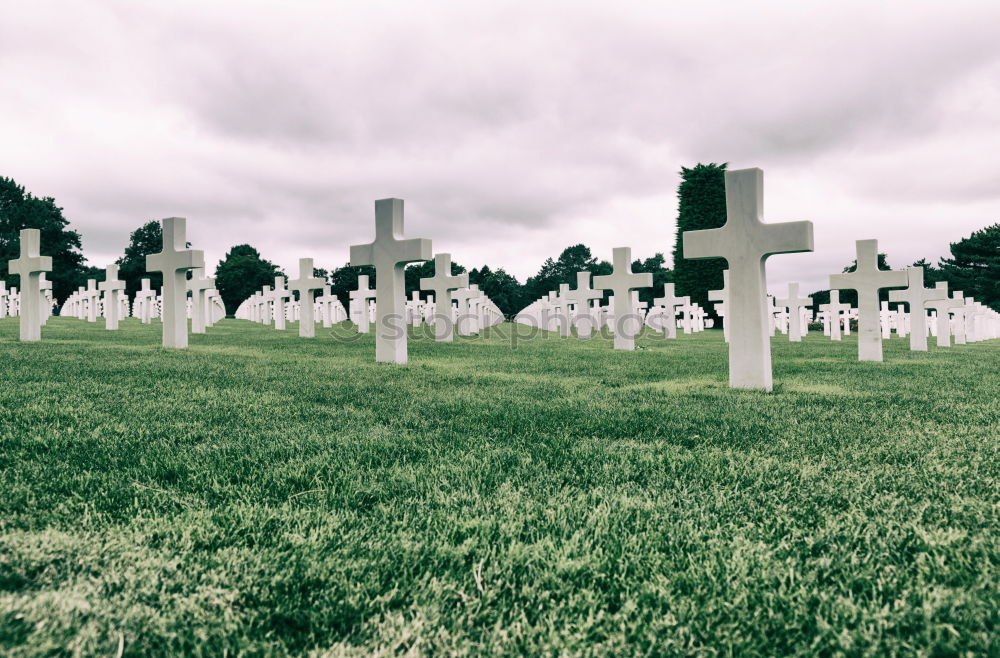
top-left (683, 168), bottom-right (814, 390)
top-left (887, 266), bottom-right (943, 352)
top-left (350, 199), bottom-right (432, 362)
top-left (289, 258), bottom-right (326, 338)
top-left (98, 264), bottom-right (126, 331)
top-left (419, 253), bottom-right (469, 342)
top-left (593, 247), bottom-right (652, 350)
top-left (146, 217), bottom-right (205, 349)
top-left (830, 239), bottom-right (908, 362)
top-left (7, 228), bottom-right (53, 341)
top-left (775, 282), bottom-right (812, 343)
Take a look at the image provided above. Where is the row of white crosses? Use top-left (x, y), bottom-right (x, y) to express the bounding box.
top-left (237, 263), bottom-right (350, 334)
top-left (514, 259), bottom-right (714, 343)
top-left (680, 169), bottom-right (1000, 390)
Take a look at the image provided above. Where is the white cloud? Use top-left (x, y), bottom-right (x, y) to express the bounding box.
top-left (1, 0), bottom-right (997, 298)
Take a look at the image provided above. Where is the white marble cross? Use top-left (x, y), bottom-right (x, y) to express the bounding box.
top-left (830, 239), bottom-right (908, 362)
top-left (136, 278), bottom-right (156, 324)
top-left (6, 228), bottom-right (52, 341)
top-left (819, 290), bottom-right (850, 341)
top-left (593, 247), bottom-right (652, 350)
top-left (452, 286), bottom-right (481, 337)
top-left (565, 271), bottom-right (603, 339)
top-left (683, 168), bottom-right (814, 391)
top-left (708, 271), bottom-right (730, 342)
top-left (187, 267), bottom-right (215, 335)
top-left (99, 264), bottom-right (126, 331)
top-left (269, 276), bottom-right (291, 331)
top-left (420, 252), bottom-right (469, 342)
top-left (775, 282), bottom-right (812, 343)
top-left (146, 217), bottom-right (205, 348)
top-left (923, 282), bottom-right (963, 348)
top-left (349, 274), bottom-right (376, 334)
top-left (84, 279), bottom-right (100, 323)
top-left (289, 258), bottom-right (325, 338)
top-left (652, 283), bottom-right (687, 339)
top-left (349, 199), bottom-right (432, 363)
top-left (887, 266), bottom-right (943, 352)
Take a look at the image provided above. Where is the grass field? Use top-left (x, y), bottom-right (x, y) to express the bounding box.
top-left (1, 317), bottom-right (998, 656)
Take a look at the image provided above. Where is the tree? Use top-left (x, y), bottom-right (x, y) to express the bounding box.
top-left (116, 221), bottom-right (163, 301)
top-left (910, 258), bottom-right (944, 287)
top-left (0, 176), bottom-right (89, 303)
top-left (327, 263), bottom-right (376, 310)
top-left (671, 163), bottom-right (728, 320)
top-left (939, 223), bottom-right (1000, 311)
top-left (214, 245), bottom-right (285, 315)
top-left (469, 265), bottom-right (527, 318)
top-left (631, 252), bottom-right (672, 307)
top-left (524, 244), bottom-right (610, 302)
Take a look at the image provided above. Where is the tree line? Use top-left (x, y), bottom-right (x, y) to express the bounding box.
top-left (2, 172), bottom-right (997, 319)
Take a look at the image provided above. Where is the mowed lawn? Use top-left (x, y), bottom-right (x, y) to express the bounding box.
top-left (1, 317), bottom-right (998, 657)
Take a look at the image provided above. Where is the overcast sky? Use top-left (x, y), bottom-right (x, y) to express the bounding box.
top-left (2, 0), bottom-right (998, 295)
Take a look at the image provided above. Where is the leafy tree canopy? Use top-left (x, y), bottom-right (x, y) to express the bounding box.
top-left (116, 221), bottom-right (163, 301)
top-left (0, 176), bottom-right (88, 302)
top-left (214, 244), bottom-right (285, 315)
top-left (939, 222), bottom-right (1000, 311)
top-left (671, 163), bottom-right (727, 320)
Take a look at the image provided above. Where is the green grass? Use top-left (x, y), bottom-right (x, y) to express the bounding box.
top-left (1, 317), bottom-right (998, 656)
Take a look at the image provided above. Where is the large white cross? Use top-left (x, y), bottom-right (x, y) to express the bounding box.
top-left (350, 199), bottom-right (432, 363)
top-left (269, 276), bottom-right (291, 331)
top-left (830, 239), bottom-right (908, 362)
top-left (349, 274), bottom-right (376, 334)
top-left (146, 217), bottom-right (205, 349)
top-left (289, 258), bottom-right (325, 338)
top-left (886, 266), bottom-right (943, 352)
top-left (592, 247), bottom-right (652, 350)
top-left (419, 253), bottom-right (468, 342)
top-left (683, 168), bottom-right (814, 390)
top-left (7, 228), bottom-right (52, 342)
top-left (775, 282), bottom-right (812, 343)
top-left (98, 264), bottom-right (126, 331)
top-left (187, 267), bottom-right (215, 335)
